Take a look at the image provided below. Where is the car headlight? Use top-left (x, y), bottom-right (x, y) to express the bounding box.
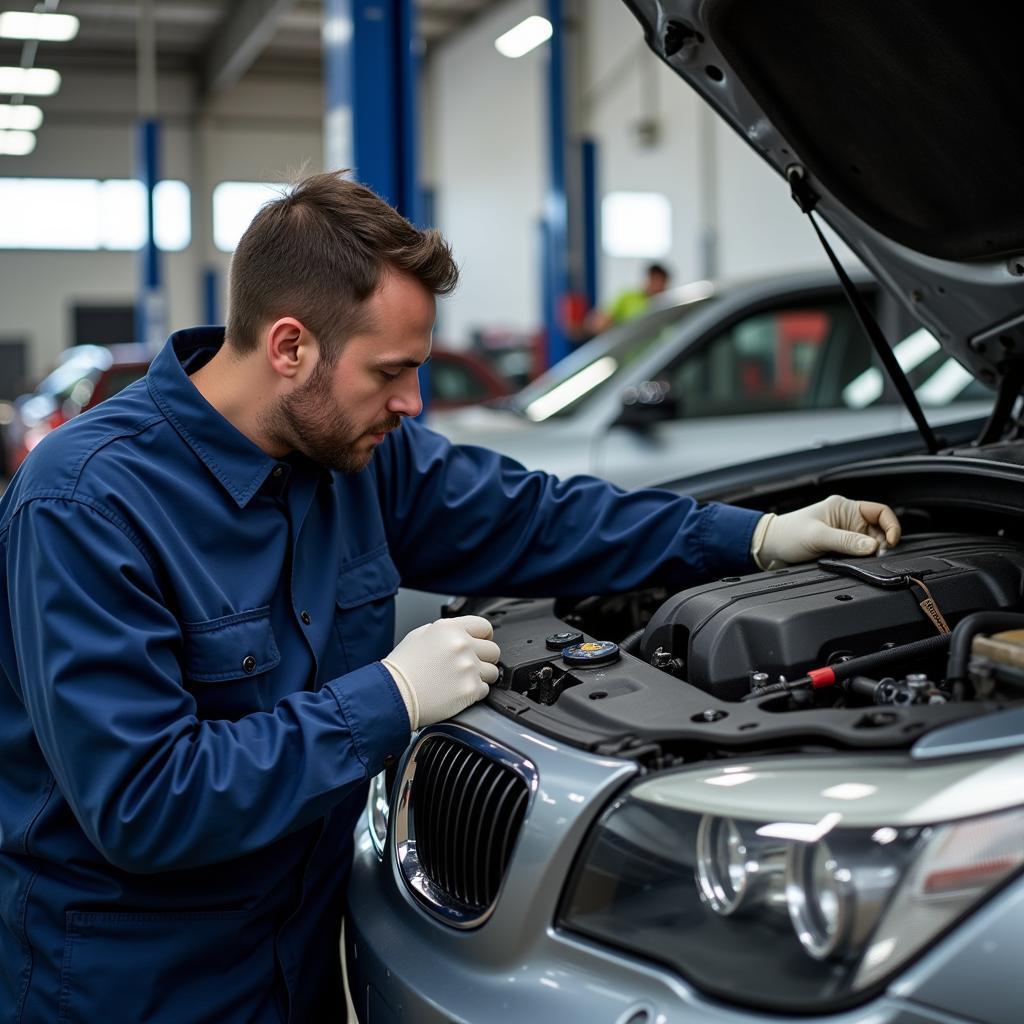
top-left (367, 769), bottom-right (391, 857)
top-left (559, 753), bottom-right (1024, 1013)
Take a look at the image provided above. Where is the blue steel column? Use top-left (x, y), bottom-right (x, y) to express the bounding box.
top-left (323, 0), bottom-right (428, 408)
top-left (136, 0), bottom-right (165, 351)
top-left (580, 137), bottom-right (599, 309)
top-left (543, 0), bottom-right (571, 368)
top-left (137, 119), bottom-right (164, 348)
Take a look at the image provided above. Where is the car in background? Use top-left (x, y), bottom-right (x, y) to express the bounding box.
top-left (4, 344), bottom-right (151, 473)
top-left (347, 3), bottom-right (1024, 1024)
top-left (427, 270), bottom-right (993, 488)
top-left (2, 343), bottom-right (507, 476)
top-left (427, 347), bottom-right (511, 411)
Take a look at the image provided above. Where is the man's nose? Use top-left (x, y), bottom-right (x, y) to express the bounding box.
top-left (388, 374), bottom-right (423, 419)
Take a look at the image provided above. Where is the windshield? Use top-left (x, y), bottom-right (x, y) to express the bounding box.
top-left (514, 288), bottom-right (714, 421)
top-left (36, 347), bottom-right (111, 400)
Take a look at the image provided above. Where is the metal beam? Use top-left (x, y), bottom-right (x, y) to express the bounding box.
top-left (204, 0), bottom-right (297, 95)
top-left (324, 0), bottom-right (427, 409)
top-left (543, 0), bottom-right (571, 367)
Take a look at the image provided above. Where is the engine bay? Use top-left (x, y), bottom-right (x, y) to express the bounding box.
top-left (456, 449), bottom-right (1024, 762)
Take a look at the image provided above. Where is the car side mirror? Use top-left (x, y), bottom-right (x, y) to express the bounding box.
top-left (616, 380), bottom-right (679, 429)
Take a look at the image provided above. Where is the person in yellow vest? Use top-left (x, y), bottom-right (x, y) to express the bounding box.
top-left (586, 262), bottom-right (671, 335)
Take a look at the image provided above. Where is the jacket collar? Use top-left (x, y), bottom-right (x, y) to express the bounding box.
top-left (146, 327), bottom-right (290, 508)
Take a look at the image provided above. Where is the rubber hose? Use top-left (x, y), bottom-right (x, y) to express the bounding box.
top-left (945, 611), bottom-right (1024, 681)
top-left (829, 633), bottom-right (951, 684)
top-left (743, 632), bottom-right (955, 700)
top-left (620, 627), bottom-right (645, 656)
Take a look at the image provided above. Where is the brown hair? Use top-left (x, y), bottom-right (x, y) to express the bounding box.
top-left (225, 171), bottom-right (459, 359)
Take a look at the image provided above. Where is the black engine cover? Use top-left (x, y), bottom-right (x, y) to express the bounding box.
top-left (641, 534), bottom-right (1024, 700)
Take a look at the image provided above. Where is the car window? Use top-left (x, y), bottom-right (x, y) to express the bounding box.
top-left (37, 359), bottom-right (104, 401)
top-left (431, 359), bottom-right (487, 403)
top-left (842, 329), bottom-right (991, 408)
top-left (663, 299), bottom-right (989, 420)
top-left (91, 365), bottom-right (147, 405)
top-left (667, 300), bottom-right (863, 417)
top-left (516, 294), bottom-right (712, 422)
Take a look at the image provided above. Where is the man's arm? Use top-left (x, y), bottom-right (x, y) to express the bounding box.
top-left (374, 420), bottom-right (762, 596)
top-left (7, 497), bottom-right (411, 874)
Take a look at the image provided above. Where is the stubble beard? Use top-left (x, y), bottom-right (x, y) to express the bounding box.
top-left (267, 360), bottom-right (400, 473)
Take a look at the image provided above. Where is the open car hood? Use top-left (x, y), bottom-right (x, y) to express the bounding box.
top-left (623, 0), bottom-right (1024, 391)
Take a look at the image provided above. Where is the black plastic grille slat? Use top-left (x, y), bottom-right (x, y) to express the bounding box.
top-left (481, 775), bottom-right (521, 908)
top-left (466, 763), bottom-right (502, 907)
top-left (439, 747), bottom-right (473, 896)
top-left (429, 743), bottom-right (461, 889)
top-left (409, 736), bottom-right (529, 913)
top-left (413, 739), bottom-right (444, 881)
top-left (450, 755), bottom-right (488, 904)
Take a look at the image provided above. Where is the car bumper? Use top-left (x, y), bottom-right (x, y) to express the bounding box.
top-left (346, 705), bottom-right (1024, 1024)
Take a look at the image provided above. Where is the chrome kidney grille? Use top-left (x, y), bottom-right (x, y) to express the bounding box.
top-left (394, 725), bottom-right (535, 928)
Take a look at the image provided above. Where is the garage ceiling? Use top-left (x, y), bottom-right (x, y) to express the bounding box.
top-left (0, 0), bottom-right (502, 91)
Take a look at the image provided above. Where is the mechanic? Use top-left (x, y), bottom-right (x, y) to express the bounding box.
top-left (586, 260), bottom-right (671, 334)
top-left (0, 171), bottom-right (901, 1023)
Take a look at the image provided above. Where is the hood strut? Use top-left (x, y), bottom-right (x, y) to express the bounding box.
top-left (787, 166), bottom-right (940, 455)
top-left (975, 361), bottom-right (1024, 445)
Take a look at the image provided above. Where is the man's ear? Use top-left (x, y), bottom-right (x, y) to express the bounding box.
top-left (266, 317), bottom-right (317, 381)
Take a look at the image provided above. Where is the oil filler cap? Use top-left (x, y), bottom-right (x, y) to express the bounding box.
top-left (545, 630), bottom-right (583, 651)
top-left (562, 640), bottom-right (620, 667)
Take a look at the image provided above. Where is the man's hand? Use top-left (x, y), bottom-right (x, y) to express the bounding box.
top-left (382, 615), bottom-right (500, 730)
top-left (752, 495), bottom-right (902, 570)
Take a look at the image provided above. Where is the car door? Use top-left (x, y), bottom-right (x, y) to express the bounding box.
top-left (596, 288), bottom-right (906, 487)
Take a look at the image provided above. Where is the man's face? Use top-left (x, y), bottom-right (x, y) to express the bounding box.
top-left (647, 269), bottom-right (668, 296)
top-left (270, 271), bottom-right (435, 473)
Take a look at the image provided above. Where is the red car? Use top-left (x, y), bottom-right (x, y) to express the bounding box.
top-left (3, 344), bottom-right (508, 474)
top-left (5, 344), bottom-right (150, 472)
top-left (428, 348), bottom-right (511, 411)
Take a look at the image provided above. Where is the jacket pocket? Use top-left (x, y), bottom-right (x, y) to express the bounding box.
top-left (58, 907), bottom-right (279, 1024)
top-left (182, 607), bottom-right (281, 683)
top-left (333, 546), bottom-right (401, 672)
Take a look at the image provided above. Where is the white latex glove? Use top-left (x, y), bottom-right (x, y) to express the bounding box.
top-left (751, 494), bottom-right (902, 570)
top-left (382, 615), bottom-right (500, 730)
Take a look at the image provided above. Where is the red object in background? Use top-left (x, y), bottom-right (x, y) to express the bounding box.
top-left (560, 292), bottom-right (589, 333)
top-left (775, 310), bottom-right (830, 397)
top-left (5, 344), bottom-right (150, 473)
top-left (429, 348), bottom-right (512, 411)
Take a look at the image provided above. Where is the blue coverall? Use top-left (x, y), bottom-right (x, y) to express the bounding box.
top-left (0, 328), bottom-right (760, 1022)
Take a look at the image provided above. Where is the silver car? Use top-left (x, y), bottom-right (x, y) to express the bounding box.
top-left (347, 2), bottom-right (1024, 1022)
top-left (428, 271), bottom-right (991, 490)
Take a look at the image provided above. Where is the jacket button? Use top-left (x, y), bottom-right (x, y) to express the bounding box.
top-left (300, 610), bottom-right (311, 625)
top-left (242, 655), bottom-right (257, 673)
top-left (271, 465), bottom-right (284, 477)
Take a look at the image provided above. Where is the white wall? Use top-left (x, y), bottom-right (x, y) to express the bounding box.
top-left (0, 65), bottom-right (322, 383)
top-left (425, 0), bottom-right (545, 346)
top-left (0, 0), bottom-right (855, 385)
top-left (427, 0), bottom-right (853, 340)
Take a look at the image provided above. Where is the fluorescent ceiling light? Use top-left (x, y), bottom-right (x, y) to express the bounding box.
top-left (0, 66), bottom-right (61, 96)
top-left (0, 103), bottom-right (42, 130)
top-left (0, 129), bottom-right (36, 156)
top-left (0, 11), bottom-right (79, 41)
top-left (495, 15), bottom-right (552, 58)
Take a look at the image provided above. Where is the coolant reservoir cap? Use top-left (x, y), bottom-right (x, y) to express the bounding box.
top-left (562, 640), bottom-right (620, 667)
top-left (546, 630), bottom-right (584, 651)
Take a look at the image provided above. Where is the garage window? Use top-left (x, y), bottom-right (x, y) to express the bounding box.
top-left (212, 181), bottom-right (289, 251)
top-left (601, 191), bottom-right (672, 259)
top-left (0, 177), bottom-right (190, 251)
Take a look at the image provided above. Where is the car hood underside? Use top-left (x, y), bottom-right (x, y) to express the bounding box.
top-left (623, 0), bottom-right (1024, 389)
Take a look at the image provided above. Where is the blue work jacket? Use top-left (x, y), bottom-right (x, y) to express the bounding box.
top-left (0, 328), bottom-right (760, 1023)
